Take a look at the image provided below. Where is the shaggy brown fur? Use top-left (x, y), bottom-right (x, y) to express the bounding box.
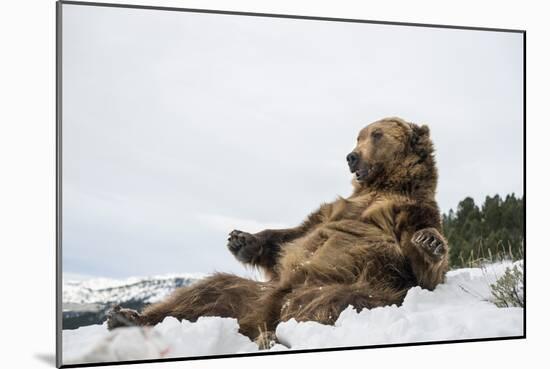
top-left (107, 117), bottom-right (449, 347)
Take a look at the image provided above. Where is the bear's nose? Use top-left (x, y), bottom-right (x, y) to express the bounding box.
top-left (346, 152), bottom-right (359, 172)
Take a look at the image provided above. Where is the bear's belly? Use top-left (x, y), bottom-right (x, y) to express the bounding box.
top-left (277, 219), bottom-right (394, 283)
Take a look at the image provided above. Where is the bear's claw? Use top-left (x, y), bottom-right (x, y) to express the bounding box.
top-left (106, 305), bottom-right (144, 330)
top-left (411, 228), bottom-right (447, 260)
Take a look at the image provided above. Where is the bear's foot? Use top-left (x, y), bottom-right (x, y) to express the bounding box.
top-left (106, 305), bottom-right (144, 330)
top-left (412, 228), bottom-right (448, 261)
top-left (227, 230), bottom-right (262, 263)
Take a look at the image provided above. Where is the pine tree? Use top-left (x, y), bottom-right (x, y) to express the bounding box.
top-left (442, 194), bottom-right (524, 268)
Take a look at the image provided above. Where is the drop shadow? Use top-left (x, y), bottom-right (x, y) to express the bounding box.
top-left (34, 353), bottom-right (56, 366)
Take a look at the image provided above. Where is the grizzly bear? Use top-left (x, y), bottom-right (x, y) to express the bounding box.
top-left (107, 117), bottom-right (449, 348)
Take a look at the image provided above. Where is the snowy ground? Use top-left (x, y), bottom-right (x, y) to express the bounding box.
top-left (62, 261), bottom-right (524, 365)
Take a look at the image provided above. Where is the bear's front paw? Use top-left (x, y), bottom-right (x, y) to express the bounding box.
top-left (106, 305), bottom-right (144, 330)
top-left (411, 228), bottom-right (448, 261)
top-left (227, 230), bottom-right (262, 263)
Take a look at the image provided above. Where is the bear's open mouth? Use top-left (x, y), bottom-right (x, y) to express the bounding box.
top-left (355, 168), bottom-right (369, 181)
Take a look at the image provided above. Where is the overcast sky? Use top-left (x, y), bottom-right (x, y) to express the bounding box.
top-left (62, 4), bottom-right (523, 278)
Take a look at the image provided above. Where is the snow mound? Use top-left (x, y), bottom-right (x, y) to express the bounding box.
top-left (62, 262), bottom-right (523, 365)
top-left (63, 317), bottom-right (257, 364)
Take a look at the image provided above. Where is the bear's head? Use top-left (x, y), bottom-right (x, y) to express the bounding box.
top-left (347, 117), bottom-right (437, 196)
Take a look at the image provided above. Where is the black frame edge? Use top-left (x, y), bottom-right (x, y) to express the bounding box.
top-left (56, 0), bottom-right (63, 367)
top-left (522, 30), bottom-right (526, 339)
top-left (59, 0), bottom-right (526, 34)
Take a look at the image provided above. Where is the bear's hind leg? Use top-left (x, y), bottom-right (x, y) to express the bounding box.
top-left (106, 273), bottom-right (263, 331)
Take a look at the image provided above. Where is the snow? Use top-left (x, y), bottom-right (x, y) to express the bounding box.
top-left (63, 317), bottom-right (257, 364)
top-left (62, 261), bottom-right (524, 365)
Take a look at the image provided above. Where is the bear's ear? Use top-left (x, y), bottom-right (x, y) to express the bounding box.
top-left (409, 123), bottom-right (431, 159)
top-left (410, 124), bottom-right (430, 142)
top-left (417, 124), bottom-right (430, 137)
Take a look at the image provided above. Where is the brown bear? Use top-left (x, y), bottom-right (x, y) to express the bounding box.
top-left (107, 117), bottom-right (449, 348)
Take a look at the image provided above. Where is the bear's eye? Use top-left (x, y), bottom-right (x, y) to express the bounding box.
top-left (371, 131), bottom-right (383, 140)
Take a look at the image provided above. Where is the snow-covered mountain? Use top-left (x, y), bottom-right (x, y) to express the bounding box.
top-left (62, 273), bottom-right (204, 329)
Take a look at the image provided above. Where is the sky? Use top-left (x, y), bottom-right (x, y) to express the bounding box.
top-left (61, 4), bottom-right (524, 278)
